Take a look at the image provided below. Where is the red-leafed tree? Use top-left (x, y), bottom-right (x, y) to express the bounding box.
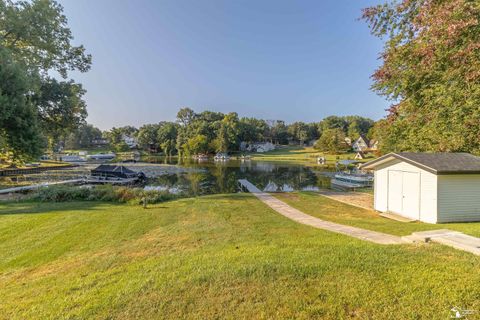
top-left (363, 0), bottom-right (480, 154)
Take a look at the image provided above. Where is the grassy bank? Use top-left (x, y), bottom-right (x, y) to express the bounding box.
top-left (249, 146), bottom-right (367, 163)
top-left (1, 194), bottom-right (480, 319)
top-left (274, 192), bottom-right (480, 237)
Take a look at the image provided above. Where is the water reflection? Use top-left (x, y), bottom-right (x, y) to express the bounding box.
top-left (144, 158), bottom-right (332, 196)
top-left (0, 157), bottom-right (333, 195)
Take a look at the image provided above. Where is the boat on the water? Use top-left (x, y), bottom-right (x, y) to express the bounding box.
top-left (193, 154), bottom-right (209, 161)
top-left (214, 153), bottom-right (230, 161)
top-left (86, 153), bottom-right (116, 160)
top-left (88, 164), bottom-right (146, 184)
top-left (334, 172), bottom-right (373, 185)
top-left (60, 155), bottom-right (87, 163)
top-left (331, 160), bottom-right (373, 190)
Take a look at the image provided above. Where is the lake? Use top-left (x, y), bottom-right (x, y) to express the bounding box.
top-left (0, 158), bottom-right (334, 196)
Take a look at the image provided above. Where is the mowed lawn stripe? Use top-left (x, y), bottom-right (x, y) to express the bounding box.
top-left (0, 194), bottom-right (479, 319)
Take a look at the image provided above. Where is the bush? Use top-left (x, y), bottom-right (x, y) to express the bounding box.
top-left (31, 185), bottom-right (179, 204)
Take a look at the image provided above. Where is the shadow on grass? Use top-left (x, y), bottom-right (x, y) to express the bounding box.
top-left (0, 200), bottom-right (125, 216)
top-left (0, 193), bottom-right (255, 216)
top-left (186, 193), bottom-right (254, 202)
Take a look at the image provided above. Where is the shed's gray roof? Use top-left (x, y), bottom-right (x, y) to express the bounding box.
top-left (361, 152), bottom-right (480, 174)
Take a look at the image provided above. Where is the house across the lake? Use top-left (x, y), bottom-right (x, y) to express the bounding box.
top-left (352, 135), bottom-right (378, 152)
top-left (362, 152), bottom-right (480, 223)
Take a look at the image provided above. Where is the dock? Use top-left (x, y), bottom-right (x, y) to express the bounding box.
top-left (0, 163), bottom-right (76, 177)
top-left (0, 177), bottom-right (141, 195)
top-left (0, 179), bottom-right (84, 194)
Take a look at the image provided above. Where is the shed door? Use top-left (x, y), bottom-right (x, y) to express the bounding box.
top-left (401, 172), bottom-right (420, 219)
top-left (387, 170), bottom-right (421, 220)
top-left (387, 171), bottom-right (403, 214)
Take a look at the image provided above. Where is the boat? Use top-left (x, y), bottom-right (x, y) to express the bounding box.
top-left (86, 153), bottom-right (116, 160)
top-left (334, 172), bottom-right (373, 185)
top-left (214, 153), bottom-right (230, 161)
top-left (332, 160), bottom-right (373, 189)
top-left (239, 155), bottom-right (251, 161)
top-left (60, 155), bottom-right (87, 163)
top-left (88, 164), bottom-right (146, 184)
top-left (193, 154), bottom-right (209, 161)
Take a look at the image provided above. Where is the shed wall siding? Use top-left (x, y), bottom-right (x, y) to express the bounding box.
top-left (437, 175), bottom-right (480, 222)
top-left (373, 160), bottom-right (438, 223)
top-left (374, 170), bottom-right (388, 212)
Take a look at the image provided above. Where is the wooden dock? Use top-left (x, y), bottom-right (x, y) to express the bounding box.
top-left (0, 179), bottom-right (84, 194)
top-left (0, 163), bottom-right (76, 177)
top-left (0, 177), bottom-right (141, 194)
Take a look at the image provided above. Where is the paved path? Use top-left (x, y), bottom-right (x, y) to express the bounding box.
top-left (403, 229), bottom-right (480, 256)
top-left (238, 179), bottom-right (404, 245)
top-left (238, 179), bottom-right (480, 255)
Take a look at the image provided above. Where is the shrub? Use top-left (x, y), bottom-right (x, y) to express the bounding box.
top-left (31, 185), bottom-right (179, 205)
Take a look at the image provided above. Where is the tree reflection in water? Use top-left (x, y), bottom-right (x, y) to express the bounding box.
top-left (145, 158), bottom-right (332, 196)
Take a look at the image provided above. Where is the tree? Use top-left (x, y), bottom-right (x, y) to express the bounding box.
top-left (318, 116), bottom-right (348, 135)
top-left (362, 0), bottom-right (480, 154)
top-left (314, 128), bottom-right (348, 154)
top-left (176, 107), bottom-right (196, 127)
top-left (287, 122), bottom-right (310, 145)
top-left (137, 124), bottom-right (161, 151)
top-left (104, 126), bottom-right (137, 151)
top-left (0, 0), bottom-right (91, 77)
top-left (211, 113), bottom-right (239, 153)
top-left (0, 0), bottom-right (92, 159)
top-left (0, 48), bottom-right (44, 162)
top-left (157, 122), bottom-right (178, 156)
top-left (64, 124), bottom-right (102, 149)
top-left (184, 135), bottom-right (208, 156)
top-left (34, 78), bottom-right (87, 149)
top-left (267, 120), bottom-right (288, 144)
top-left (238, 117), bottom-right (268, 142)
top-left (212, 123), bottom-right (229, 153)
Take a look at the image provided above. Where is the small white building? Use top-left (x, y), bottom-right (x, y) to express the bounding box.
top-left (362, 152), bottom-right (480, 223)
top-left (122, 135), bottom-right (138, 148)
top-left (352, 135), bottom-right (370, 152)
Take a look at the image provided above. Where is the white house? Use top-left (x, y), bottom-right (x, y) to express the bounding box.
top-left (352, 135), bottom-right (370, 152)
top-left (122, 135), bottom-right (138, 148)
top-left (361, 152), bottom-right (480, 223)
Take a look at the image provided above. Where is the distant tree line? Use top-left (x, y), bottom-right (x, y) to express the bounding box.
top-left (83, 109), bottom-right (374, 155)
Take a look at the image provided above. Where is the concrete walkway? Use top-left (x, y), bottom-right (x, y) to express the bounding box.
top-left (403, 229), bottom-right (480, 256)
top-left (239, 179), bottom-right (480, 255)
top-left (238, 179), bottom-right (404, 245)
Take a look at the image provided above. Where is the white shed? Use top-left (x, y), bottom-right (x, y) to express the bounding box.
top-left (361, 153), bottom-right (480, 223)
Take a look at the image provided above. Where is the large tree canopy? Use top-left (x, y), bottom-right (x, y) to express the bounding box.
top-left (0, 0), bottom-right (91, 77)
top-left (0, 0), bottom-right (91, 160)
top-left (363, 0), bottom-right (480, 154)
top-left (0, 47), bottom-right (43, 161)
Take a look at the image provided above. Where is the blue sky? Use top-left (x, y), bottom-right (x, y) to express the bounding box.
top-left (60, 0), bottom-right (387, 130)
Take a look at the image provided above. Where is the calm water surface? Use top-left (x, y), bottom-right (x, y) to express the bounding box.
top-left (0, 157), bottom-right (333, 196)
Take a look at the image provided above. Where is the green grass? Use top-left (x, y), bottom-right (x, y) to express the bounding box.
top-left (63, 147), bottom-right (114, 154)
top-left (249, 145), bottom-right (369, 164)
top-left (1, 195), bottom-right (480, 319)
top-left (275, 192), bottom-right (480, 237)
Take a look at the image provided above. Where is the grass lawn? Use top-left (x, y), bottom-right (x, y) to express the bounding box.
top-left (274, 192), bottom-right (480, 237)
top-left (63, 147), bottom-right (114, 154)
top-left (0, 161), bottom-right (71, 170)
top-left (249, 145), bottom-right (371, 164)
top-left (1, 194), bottom-right (480, 319)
